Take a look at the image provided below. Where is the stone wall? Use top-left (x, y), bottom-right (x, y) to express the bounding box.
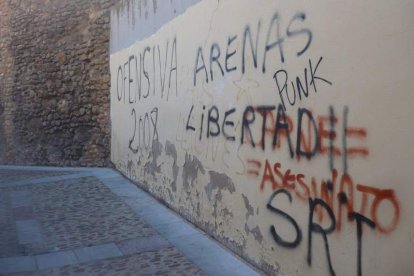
top-left (0, 0), bottom-right (118, 166)
top-left (110, 0), bottom-right (414, 275)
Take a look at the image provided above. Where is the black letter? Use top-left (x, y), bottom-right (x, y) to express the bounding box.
top-left (123, 61), bottom-right (128, 103)
top-left (210, 43), bottom-right (224, 81)
top-left (200, 105), bottom-right (205, 140)
top-left (150, 107), bottom-right (159, 141)
top-left (257, 105), bottom-right (276, 150)
top-left (117, 65), bottom-right (123, 102)
top-left (194, 47), bottom-right (208, 86)
top-left (328, 106), bottom-right (335, 171)
top-left (241, 106), bottom-right (256, 147)
top-left (296, 108), bottom-right (319, 159)
top-left (135, 54), bottom-right (142, 101)
top-left (308, 198), bottom-right (336, 276)
top-left (273, 104), bottom-right (294, 158)
top-left (242, 22), bottom-right (261, 74)
top-left (287, 13), bottom-right (312, 56)
top-left (222, 108), bottom-right (236, 141)
top-left (143, 113), bottom-right (150, 148)
top-left (128, 55), bottom-right (135, 103)
top-left (129, 108), bottom-right (139, 154)
top-left (207, 106), bottom-right (220, 137)
top-left (349, 212), bottom-right (375, 276)
top-left (273, 69), bottom-right (288, 111)
top-left (263, 13), bottom-right (285, 73)
top-left (225, 35), bottom-right (237, 72)
top-left (267, 189), bottom-right (302, 248)
top-left (142, 47), bottom-right (151, 98)
top-left (186, 105), bottom-right (196, 131)
top-left (168, 37), bottom-right (178, 99)
top-left (342, 106), bottom-right (349, 174)
top-left (157, 41), bottom-right (168, 98)
top-left (293, 68), bottom-right (309, 100)
top-left (309, 56), bottom-right (332, 93)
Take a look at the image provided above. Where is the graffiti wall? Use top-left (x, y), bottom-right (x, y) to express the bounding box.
top-left (110, 0), bottom-right (414, 275)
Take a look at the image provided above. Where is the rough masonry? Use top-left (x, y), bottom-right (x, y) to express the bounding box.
top-left (0, 0), bottom-right (118, 166)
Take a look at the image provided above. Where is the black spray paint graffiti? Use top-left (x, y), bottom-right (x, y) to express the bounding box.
top-left (114, 38), bottom-right (175, 154)
top-left (129, 107), bottom-right (159, 153)
top-left (186, 105), bottom-right (236, 142)
top-left (267, 189), bottom-right (376, 276)
top-left (193, 12), bottom-right (312, 86)
top-left (188, 54), bottom-right (332, 141)
top-left (274, 56), bottom-right (332, 111)
top-left (116, 37), bottom-right (178, 104)
top-left (186, 102), bottom-right (366, 173)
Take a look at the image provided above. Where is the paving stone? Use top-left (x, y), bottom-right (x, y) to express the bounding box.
top-left (109, 184), bottom-right (146, 198)
top-left (122, 196), bottom-right (159, 214)
top-left (16, 219), bottom-right (43, 244)
top-left (3, 176), bottom-right (157, 257)
top-left (9, 191), bottom-right (32, 208)
top-left (154, 220), bottom-right (200, 239)
top-left (170, 233), bottom-right (258, 276)
top-left (0, 167), bottom-right (261, 275)
top-left (35, 247), bottom-right (203, 276)
top-left (0, 188), bottom-right (21, 257)
top-left (74, 243), bottom-right (122, 263)
top-left (95, 175), bottom-right (126, 184)
top-left (138, 205), bottom-right (183, 226)
top-left (116, 236), bottom-right (170, 255)
top-left (13, 206), bottom-right (35, 220)
top-left (0, 170), bottom-right (73, 185)
top-left (1, 172), bottom-right (94, 188)
top-left (0, 256), bottom-right (36, 274)
top-left (35, 250), bottom-right (78, 269)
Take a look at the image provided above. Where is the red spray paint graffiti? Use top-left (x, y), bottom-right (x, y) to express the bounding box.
top-left (247, 159), bottom-right (400, 234)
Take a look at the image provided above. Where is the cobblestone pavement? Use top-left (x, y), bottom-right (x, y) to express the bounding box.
top-left (0, 169), bottom-right (72, 183)
top-left (0, 166), bottom-right (260, 276)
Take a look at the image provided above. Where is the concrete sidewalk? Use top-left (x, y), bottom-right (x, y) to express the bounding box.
top-left (0, 166), bottom-right (261, 275)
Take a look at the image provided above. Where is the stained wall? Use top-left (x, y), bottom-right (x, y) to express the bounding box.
top-left (110, 0), bottom-right (414, 275)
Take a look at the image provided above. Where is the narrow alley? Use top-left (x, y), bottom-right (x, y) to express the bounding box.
top-left (0, 166), bottom-right (259, 275)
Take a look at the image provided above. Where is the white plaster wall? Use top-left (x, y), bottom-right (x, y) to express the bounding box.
top-left (110, 0), bottom-right (414, 275)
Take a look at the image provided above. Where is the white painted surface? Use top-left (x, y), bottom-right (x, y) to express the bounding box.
top-left (110, 0), bottom-right (414, 275)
